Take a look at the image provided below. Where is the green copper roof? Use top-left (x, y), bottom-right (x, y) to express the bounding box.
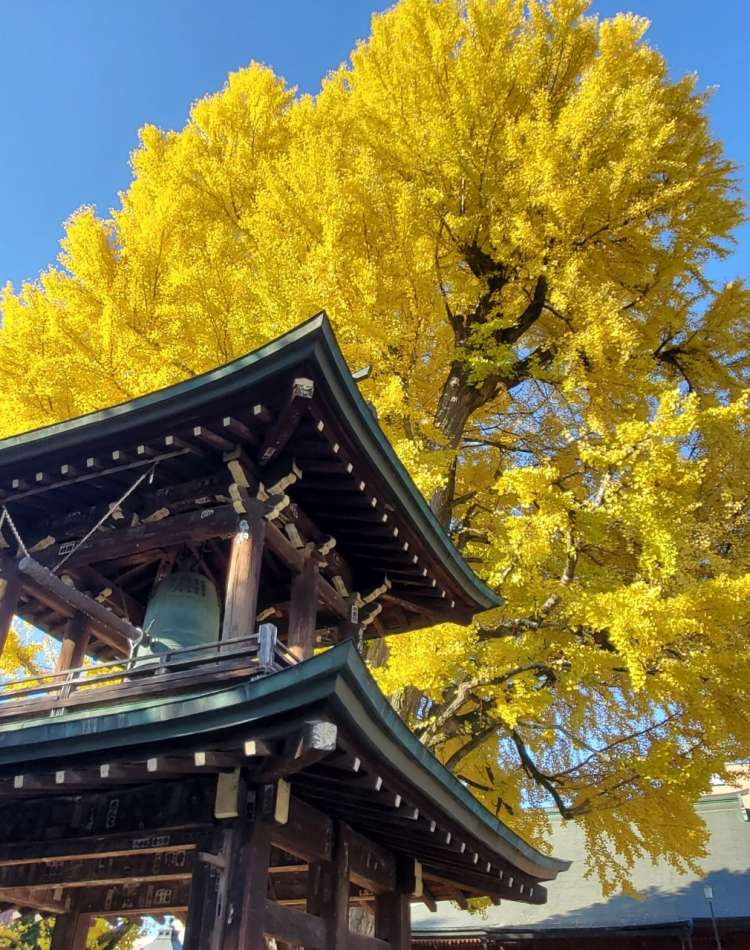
top-left (0, 642), bottom-right (566, 881)
top-left (0, 313), bottom-right (500, 612)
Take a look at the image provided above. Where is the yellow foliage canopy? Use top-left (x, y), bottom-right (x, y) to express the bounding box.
top-left (2, 0), bottom-right (749, 892)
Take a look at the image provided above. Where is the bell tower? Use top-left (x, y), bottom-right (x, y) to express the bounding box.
top-left (0, 315), bottom-right (567, 947)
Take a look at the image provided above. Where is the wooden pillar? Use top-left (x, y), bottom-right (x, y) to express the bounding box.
top-left (54, 613), bottom-right (90, 673)
top-left (50, 899), bottom-right (90, 950)
top-left (0, 555), bottom-right (20, 658)
top-left (183, 833), bottom-right (227, 950)
top-left (222, 509), bottom-right (266, 641)
top-left (375, 890), bottom-right (410, 949)
top-left (222, 807), bottom-right (273, 950)
top-left (329, 823), bottom-right (351, 948)
top-left (375, 858), bottom-right (413, 950)
top-left (287, 558), bottom-right (319, 661)
top-left (308, 822), bottom-right (351, 948)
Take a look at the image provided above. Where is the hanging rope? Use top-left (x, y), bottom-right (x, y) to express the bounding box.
top-left (53, 461), bottom-right (159, 574)
top-left (1, 505), bottom-right (29, 558)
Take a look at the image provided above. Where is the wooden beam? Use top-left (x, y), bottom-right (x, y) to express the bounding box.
top-left (18, 557), bottom-right (141, 645)
top-left (78, 880), bottom-right (191, 915)
top-left (35, 504), bottom-right (240, 570)
top-left (0, 779), bottom-right (214, 851)
top-left (74, 564), bottom-right (146, 626)
top-left (264, 899), bottom-right (327, 949)
top-left (0, 829), bottom-right (201, 868)
top-left (0, 555), bottom-right (20, 658)
top-left (259, 377), bottom-right (315, 465)
top-left (257, 720), bottom-right (338, 781)
top-left (0, 886), bottom-right (65, 914)
top-left (0, 848), bottom-right (195, 890)
top-left (287, 557), bottom-right (318, 660)
top-left (347, 825), bottom-right (396, 894)
top-left (271, 794), bottom-right (333, 864)
top-left (222, 509), bottom-right (266, 640)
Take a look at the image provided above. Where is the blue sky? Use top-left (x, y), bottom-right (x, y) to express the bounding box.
top-left (1, 0), bottom-right (747, 290)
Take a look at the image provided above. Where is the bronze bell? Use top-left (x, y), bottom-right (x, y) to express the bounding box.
top-left (142, 571), bottom-right (220, 655)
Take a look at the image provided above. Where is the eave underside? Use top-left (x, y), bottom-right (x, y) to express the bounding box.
top-left (0, 702), bottom-right (548, 921)
top-left (0, 349), bottom-right (483, 659)
top-left (0, 646), bottom-right (564, 905)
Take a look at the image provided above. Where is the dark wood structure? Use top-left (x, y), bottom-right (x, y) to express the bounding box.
top-left (0, 315), bottom-right (567, 947)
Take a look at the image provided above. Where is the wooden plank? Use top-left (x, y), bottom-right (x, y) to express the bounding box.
top-left (222, 510), bottom-right (266, 641)
top-left (0, 555), bottom-right (20, 658)
top-left (287, 557), bottom-right (319, 661)
top-left (0, 849), bottom-right (194, 890)
top-left (0, 829), bottom-right (201, 868)
top-left (264, 899), bottom-right (327, 948)
top-left (0, 779), bottom-right (214, 847)
top-left (78, 880), bottom-right (191, 916)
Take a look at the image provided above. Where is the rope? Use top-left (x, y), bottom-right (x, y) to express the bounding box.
top-left (1, 505), bottom-right (29, 558)
top-left (53, 461), bottom-right (159, 573)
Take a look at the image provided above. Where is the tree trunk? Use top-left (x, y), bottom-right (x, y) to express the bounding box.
top-left (431, 360), bottom-right (496, 526)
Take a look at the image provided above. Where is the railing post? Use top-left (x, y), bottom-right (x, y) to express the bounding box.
top-left (258, 623), bottom-right (277, 670)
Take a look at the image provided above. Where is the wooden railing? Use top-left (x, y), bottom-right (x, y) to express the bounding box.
top-left (0, 623), bottom-right (297, 722)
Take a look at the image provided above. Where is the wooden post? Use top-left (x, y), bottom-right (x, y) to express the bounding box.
top-left (287, 557), bottom-right (319, 661)
top-left (0, 555), bottom-right (20, 659)
top-left (183, 836), bottom-right (224, 950)
top-left (54, 613), bottom-right (89, 673)
top-left (374, 890), bottom-right (410, 949)
top-left (50, 897), bottom-right (90, 950)
top-left (308, 821), bottom-right (351, 948)
top-left (222, 510), bottom-right (266, 641)
top-left (221, 784), bottom-right (273, 950)
top-left (375, 857), bottom-right (413, 950)
top-left (330, 822), bottom-right (351, 948)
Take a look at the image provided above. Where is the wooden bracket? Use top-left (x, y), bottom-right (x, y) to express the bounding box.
top-left (258, 377), bottom-right (315, 466)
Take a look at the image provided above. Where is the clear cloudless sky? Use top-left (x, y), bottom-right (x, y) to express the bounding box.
top-left (1, 0), bottom-right (747, 291)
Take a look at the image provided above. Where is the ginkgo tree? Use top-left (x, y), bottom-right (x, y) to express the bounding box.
top-left (1, 0), bottom-right (749, 892)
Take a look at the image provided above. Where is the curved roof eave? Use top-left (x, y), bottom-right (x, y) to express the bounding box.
top-left (0, 312), bottom-right (501, 612)
top-left (0, 643), bottom-right (567, 881)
